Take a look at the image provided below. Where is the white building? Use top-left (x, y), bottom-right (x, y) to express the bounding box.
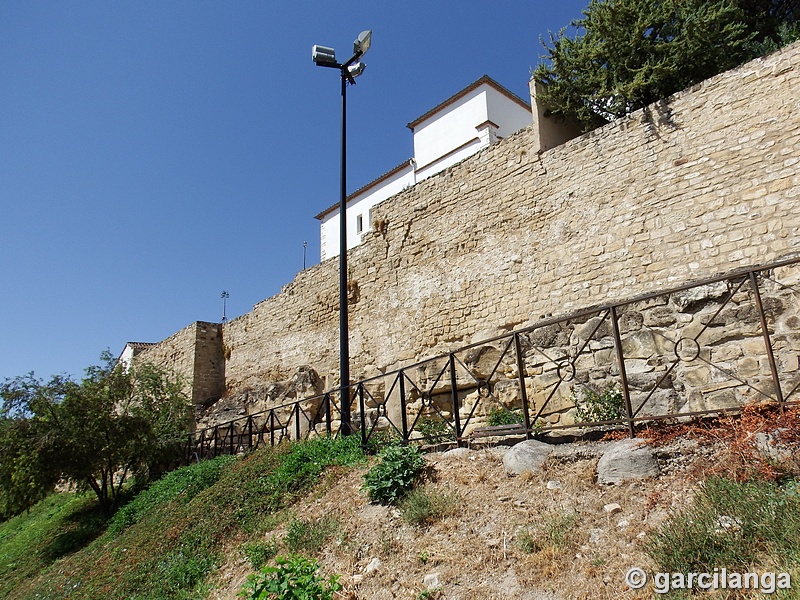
top-left (315, 75), bottom-right (533, 261)
top-left (116, 341), bottom-right (156, 372)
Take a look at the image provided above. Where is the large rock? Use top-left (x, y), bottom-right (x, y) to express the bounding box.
top-left (503, 440), bottom-right (554, 475)
top-left (596, 438), bottom-right (659, 485)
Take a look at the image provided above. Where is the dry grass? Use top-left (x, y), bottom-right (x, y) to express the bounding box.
top-left (210, 446), bottom-right (695, 599)
top-left (212, 405), bottom-right (800, 599)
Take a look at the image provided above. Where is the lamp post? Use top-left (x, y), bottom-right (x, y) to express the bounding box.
top-left (312, 29), bottom-right (372, 436)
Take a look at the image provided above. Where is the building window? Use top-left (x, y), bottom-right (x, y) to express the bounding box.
top-left (356, 214), bottom-right (363, 235)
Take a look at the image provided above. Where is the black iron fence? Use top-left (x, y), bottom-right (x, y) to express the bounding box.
top-left (187, 257), bottom-right (800, 462)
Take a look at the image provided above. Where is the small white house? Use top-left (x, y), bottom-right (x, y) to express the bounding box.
top-left (116, 341), bottom-right (156, 372)
top-left (315, 75), bottom-right (533, 261)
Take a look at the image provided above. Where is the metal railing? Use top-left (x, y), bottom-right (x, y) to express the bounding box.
top-left (186, 256), bottom-right (800, 462)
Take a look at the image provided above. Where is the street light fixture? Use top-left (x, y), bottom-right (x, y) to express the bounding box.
top-left (312, 29), bottom-right (372, 436)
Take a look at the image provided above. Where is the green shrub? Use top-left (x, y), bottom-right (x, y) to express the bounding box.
top-left (284, 517), bottom-right (340, 554)
top-left (243, 538), bottom-right (278, 570)
top-left (399, 485), bottom-right (460, 526)
top-left (646, 476), bottom-right (800, 573)
top-left (416, 418), bottom-right (455, 444)
top-left (239, 554), bottom-right (341, 600)
top-left (362, 444), bottom-right (426, 505)
top-left (487, 406), bottom-right (523, 426)
top-left (573, 384), bottom-right (625, 424)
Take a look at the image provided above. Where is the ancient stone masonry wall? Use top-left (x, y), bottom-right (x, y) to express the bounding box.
top-left (354, 45), bottom-right (800, 381)
top-left (148, 43), bottom-right (800, 405)
top-left (137, 321), bottom-right (223, 406)
top-left (191, 261), bottom-right (800, 442)
top-left (442, 263), bottom-right (800, 433)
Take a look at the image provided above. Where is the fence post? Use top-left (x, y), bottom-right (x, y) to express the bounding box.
top-left (399, 372), bottom-right (409, 442)
top-left (749, 271), bottom-right (785, 408)
top-left (324, 393), bottom-right (332, 437)
top-left (610, 306), bottom-right (636, 438)
top-left (514, 333), bottom-right (533, 439)
top-left (358, 384), bottom-right (368, 446)
top-left (198, 429), bottom-right (206, 460)
top-left (449, 354), bottom-right (463, 443)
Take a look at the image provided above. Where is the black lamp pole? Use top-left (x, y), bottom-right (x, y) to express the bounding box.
top-left (337, 63), bottom-right (351, 435)
top-left (313, 31), bottom-right (371, 436)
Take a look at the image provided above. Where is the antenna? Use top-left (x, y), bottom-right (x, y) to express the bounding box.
top-left (220, 290), bottom-right (230, 323)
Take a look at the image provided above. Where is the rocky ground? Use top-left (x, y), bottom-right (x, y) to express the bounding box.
top-left (208, 406), bottom-right (799, 600)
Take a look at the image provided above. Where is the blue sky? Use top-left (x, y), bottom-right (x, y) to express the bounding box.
top-left (0, 1), bottom-right (588, 382)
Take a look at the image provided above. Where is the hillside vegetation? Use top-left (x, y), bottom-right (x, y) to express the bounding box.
top-left (2, 406), bottom-right (800, 599)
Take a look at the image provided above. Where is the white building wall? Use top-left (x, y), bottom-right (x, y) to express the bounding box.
top-left (320, 163), bottom-right (414, 261)
top-left (414, 137), bottom-right (484, 180)
top-left (318, 77), bottom-right (534, 262)
top-left (412, 91), bottom-right (489, 169)
top-left (486, 87), bottom-right (535, 139)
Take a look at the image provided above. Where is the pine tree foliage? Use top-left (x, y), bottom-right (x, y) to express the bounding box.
top-left (534, 0), bottom-right (800, 131)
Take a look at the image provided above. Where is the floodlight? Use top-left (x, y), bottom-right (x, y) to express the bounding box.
top-left (312, 45), bottom-right (337, 66)
top-left (347, 61), bottom-right (366, 78)
top-left (353, 30), bottom-right (372, 55)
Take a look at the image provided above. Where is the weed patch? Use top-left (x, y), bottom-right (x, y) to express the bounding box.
top-left (573, 384), bottom-right (624, 424)
top-left (516, 508), bottom-right (580, 555)
top-left (284, 516), bottom-right (342, 554)
top-left (399, 486), bottom-right (461, 526)
top-left (646, 476), bottom-right (800, 573)
top-left (416, 418), bottom-right (456, 444)
top-left (487, 406), bottom-right (524, 426)
top-left (243, 538), bottom-right (278, 570)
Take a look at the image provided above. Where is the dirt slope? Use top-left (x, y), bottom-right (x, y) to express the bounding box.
top-left (209, 435), bottom-right (718, 600)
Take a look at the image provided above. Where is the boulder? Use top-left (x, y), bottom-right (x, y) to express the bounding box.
top-left (503, 440), bottom-right (554, 475)
top-left (596, 438), bottom-right (659, 485)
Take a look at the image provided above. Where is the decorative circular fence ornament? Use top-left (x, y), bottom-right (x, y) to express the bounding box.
top-left (421, 390), bottom-right (432, 407)
top-left (376, 403), bottom-right (388, 417)
top-left (556, 360), bottom-right (576, 382)
top-left (674, 337), bottom-right (701, 362)
top-left (477, 380), bottom-right (492, 398)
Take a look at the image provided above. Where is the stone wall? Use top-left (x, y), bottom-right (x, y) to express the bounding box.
top-left (190, 261), bottom-right (800, 441)
top-left (137, 321), bottom-right (224, 406)
top-left (146, 43), bottom-right (800, 403)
